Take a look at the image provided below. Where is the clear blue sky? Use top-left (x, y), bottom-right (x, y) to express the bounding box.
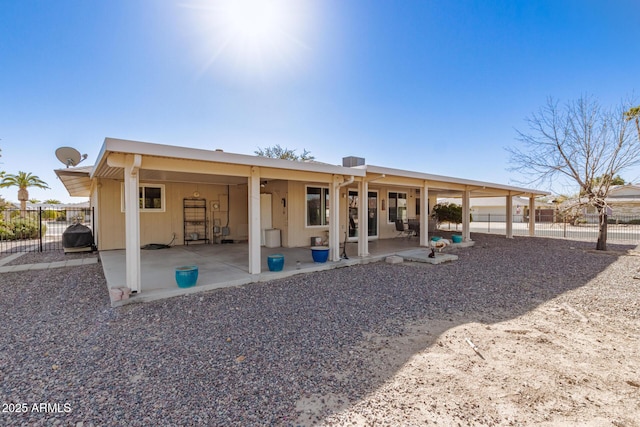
top-left (1, 0), bottom-right (639, 203)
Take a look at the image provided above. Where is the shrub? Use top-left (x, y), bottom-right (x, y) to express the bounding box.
top-left (431, 202), bottom-right (463, 225)
top-left (42, 209), bottom-right (61, 220)
top-left (7, 218), bottom-right (45, 240)
top-left (0, 225), bottom-right (15, 240)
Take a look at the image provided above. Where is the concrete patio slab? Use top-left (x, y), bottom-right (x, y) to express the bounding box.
top-left (100, 237), bottom-right (468, 306)
top-left (396, 248), bottom-right (459, 264)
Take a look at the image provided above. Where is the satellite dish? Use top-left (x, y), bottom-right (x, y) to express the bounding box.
top-left (55, 146), bottom-right (88, 168)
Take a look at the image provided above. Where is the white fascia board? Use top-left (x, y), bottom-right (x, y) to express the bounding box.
top-left (365, 165), bottom-right (549, 196)
top-left (94, 137), bottom-right (366, 178)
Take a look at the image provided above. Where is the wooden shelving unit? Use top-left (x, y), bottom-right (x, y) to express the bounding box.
top-left (183, 198), bottom-right (209, 245)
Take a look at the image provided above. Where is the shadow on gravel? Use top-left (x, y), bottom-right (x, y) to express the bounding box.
top-left (0, 234), bottom-right (635, 425)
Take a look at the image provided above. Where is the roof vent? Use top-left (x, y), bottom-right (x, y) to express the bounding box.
top-left (342, 156), bottom-right (365, 167)
top-left (215, 149), bottom-right (224, 152)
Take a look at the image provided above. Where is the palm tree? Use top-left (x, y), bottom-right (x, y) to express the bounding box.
top-left (0, 171), bottom-right (50, 213)
top-left (626, 106), bottom-right (640, 141)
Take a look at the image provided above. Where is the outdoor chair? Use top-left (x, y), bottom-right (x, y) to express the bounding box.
top-left (395, 219), bottom-right (415, 239)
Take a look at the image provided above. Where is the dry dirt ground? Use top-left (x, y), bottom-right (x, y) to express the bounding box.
top-left (300, 249), bottom-right (640, 426)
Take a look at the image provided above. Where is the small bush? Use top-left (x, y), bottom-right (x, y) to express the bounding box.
top-left (42, 209), bottom-right (61, 220)
top-left (0, 225), bottom-right (15, 240)
top-left (6, 218), bottom-right (45, 240)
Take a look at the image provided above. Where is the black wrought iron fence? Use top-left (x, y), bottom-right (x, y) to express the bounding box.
top-left (456, 213), bottom-right (640, 243)
top-left (0, 207), bottom-right (94, 253)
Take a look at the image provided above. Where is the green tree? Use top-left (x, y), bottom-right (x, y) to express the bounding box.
top-left (29, 198), bottom-right (41, 204)
top-left (592, 174), bottom-right (625, 187)
top-left (431, 202), bottom-right (463, 226)
top-left (0, 171), bottom-right (50, 213)
top-left (255, 144), bottom-right (315, 161)
top-left (508, 95), bottom-right (639, 250)
top-left (44, 199), bottom-right (61, 204)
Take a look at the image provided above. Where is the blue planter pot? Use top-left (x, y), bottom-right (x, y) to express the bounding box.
top-left (267, 254), bottom-right (285, 271)
top-left (311, 246), bottom-right (329, 263)
top-left (175, 265), bottom-right (198, 288)
top-left (452, 235), bottom-right (463, 243)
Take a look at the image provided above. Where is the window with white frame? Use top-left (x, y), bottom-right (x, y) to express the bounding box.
top-left (388, 191), bottom-right (407, 223)
top-left (306, 186), bottom-right (330, 226)
top-left (121, 183), bottom-right (166, 212)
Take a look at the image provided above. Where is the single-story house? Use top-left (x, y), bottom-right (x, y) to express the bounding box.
top-left (438, 196), bottom-right (555, 222)
top-left (55, 137), bottom-right (548, 294)
top-left (604, 184), bottom-right (640, 217)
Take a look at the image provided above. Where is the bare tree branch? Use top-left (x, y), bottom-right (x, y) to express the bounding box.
top-left (507, 95), bottom-right (640, 250)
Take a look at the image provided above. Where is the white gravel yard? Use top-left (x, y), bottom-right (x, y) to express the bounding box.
top-left (1, 234), bottom-right (639, 426)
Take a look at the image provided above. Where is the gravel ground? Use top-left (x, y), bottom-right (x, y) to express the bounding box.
top-left (0, 234), bottom-right (638, 426)
top-left (0, 243), bottom-right (98, 266)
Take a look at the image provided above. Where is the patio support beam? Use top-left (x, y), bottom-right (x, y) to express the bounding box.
top-left (358, 179), bottom-right (369, 257)
top-left (123, 154), bottom-right (142, 293)
top-left (248, 167), bottom-right (261, 274)
top-left (329, 175), bottom-right (341, 262)
top-left (462, 188), bottom-right (471, 241)
top-left (420, 182), bottom-right (429, 247)
top-left (506, 193), bottom-right (514, 239)
top-left (528, 195), bottom-right (535, 236)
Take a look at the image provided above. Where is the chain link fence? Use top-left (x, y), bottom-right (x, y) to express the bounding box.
top-left (0, 207), bottom-right (94, 253)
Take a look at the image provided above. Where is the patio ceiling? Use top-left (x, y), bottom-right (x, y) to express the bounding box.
top-left (362, 165), bottom-right (549, 198)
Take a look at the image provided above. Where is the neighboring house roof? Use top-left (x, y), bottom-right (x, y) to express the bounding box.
top-left (607, 184), bottom-right (640, 199)
top-left (438, 196), bottom-right (554, 208)
top-left (25, 201), bottom-right (90, 209)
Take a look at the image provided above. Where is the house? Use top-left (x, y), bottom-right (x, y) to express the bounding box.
top-left (438, 196), bottom-right (555, 222)
top-left (55, 137), bottom-right (548, 294)
top-left (605, 184), bottom-right (640, 217)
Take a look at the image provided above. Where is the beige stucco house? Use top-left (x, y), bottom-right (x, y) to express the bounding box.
top-left (605, 184), bottom-right (640, 217)
top-left (55, 137), bottom-right (548, 294)
top-left (438, 196), bottom-right (555, 222)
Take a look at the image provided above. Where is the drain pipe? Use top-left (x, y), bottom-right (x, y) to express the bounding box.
top-left (338, 175), bottom-right (355, 188)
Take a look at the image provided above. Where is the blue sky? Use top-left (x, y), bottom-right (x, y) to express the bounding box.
top-left (1, 0), bottom-right (639, 203)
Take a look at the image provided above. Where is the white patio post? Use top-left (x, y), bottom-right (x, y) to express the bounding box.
top-left (506, 193), bottom-right (513, 238)
top-left (248, 167), bottom-right (261, 274)
top-left (462, 188), bottom-right (471, 241)
top-left (528, 195), bottom-right (536, 236)
top-left (329, 175), bottom-right (341, 262)
top-left (358, 179), bottom-right (369, 257)
top-left (123, 154), bottom-right (141, 293)
top-left (420, 182), bottom-right (429, 247)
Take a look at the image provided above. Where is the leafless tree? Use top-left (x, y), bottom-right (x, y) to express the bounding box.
top-left (507, 95), bottom-right (640, 250)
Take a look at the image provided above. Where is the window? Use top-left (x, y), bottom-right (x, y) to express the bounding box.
top-left (388, 191), bottom-right (407, 223)
top-left (121, 183), bottom-right (165, 212)
top-left (306, 186), bottom-right (329, 226)
top-left (416, 189), bottom-right (421, 216)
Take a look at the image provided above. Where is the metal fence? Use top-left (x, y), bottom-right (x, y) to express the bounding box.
top-left (438, 213), bottom-right (640, 243)
top-left (0, 207), bottom-right (94, 253)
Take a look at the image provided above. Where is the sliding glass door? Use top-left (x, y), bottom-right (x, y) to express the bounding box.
top-left (348, 190), bottom-right (378, 240)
